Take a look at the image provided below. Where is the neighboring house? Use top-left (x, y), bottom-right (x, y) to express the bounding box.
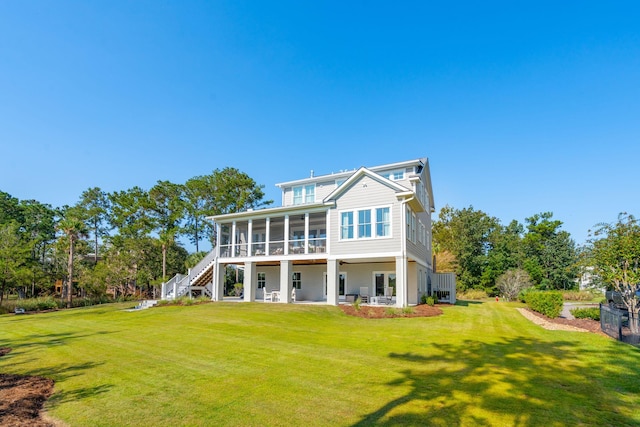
top-left (161, 158), bottom-right (456, 307)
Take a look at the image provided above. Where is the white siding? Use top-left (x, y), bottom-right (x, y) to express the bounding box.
top-left (329, 176), bottom-right (403, 257)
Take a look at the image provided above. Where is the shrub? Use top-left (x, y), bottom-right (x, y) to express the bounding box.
top-left (497, 269), bottom-right (532, 301)
top-left (458, 289), bottom-right (488, 300)
top-left (385, 307), bottom-right (399, 316)
top-left (562, 291), bottom-right (596, 302)
top-left (420, 293), bottom-right (428, 304)
top-left (525, 291), bottom-right (564, 318)
top-left (16, 297), bottom-right (58, 312)
top-left (518, 287), bottom-right (535, 303)
top-left (571, 307), bottom-right (600, 321)
top-left (233, 283), bottom-right (243, 297)
top-left (353, 297), bottom-right (361, 311)
top-left (426, 297), bottom-right (436, 307)
top-left (402, 306), bottom-right (414, 315)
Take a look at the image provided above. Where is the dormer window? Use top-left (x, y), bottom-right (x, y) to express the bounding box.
top-left (292, 184), bottom-right (315, 205)
top-left (381, 170), bottom-right (404, 181)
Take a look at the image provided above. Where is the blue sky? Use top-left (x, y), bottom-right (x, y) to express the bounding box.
top-left (1, 1), bottom-right (639, 250)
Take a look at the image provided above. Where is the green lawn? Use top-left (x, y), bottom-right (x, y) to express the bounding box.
top-left (1, 301), bottom-right (639, 426)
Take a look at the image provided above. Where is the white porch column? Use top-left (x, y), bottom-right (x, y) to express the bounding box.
top-left (284, 215), bottom-right (290, 255)
top-left (215, 223), bottom-right (221, 257)
top-left (304, 213), bottom-right (309, 254)
top-left (213, 261), bottom-right (225, 301)
top-left (161, 281), bottom-right (166, 300)
top-left (231, 221), bottom-right (237, 258)
top-left (326, 259), bottom-right (339, 306)
top-left (243, 262), bottom-right (256, 302)
top-left (279, 260), bottom-right (292, 303)
top-left (172, 278), bottom-right (178, 300)
top-left (248, 219), bottom-right (253, 257)
top-left (265, 217), bottom-right (271, 256)
top-left (395, 255), bottom-right (408, 308)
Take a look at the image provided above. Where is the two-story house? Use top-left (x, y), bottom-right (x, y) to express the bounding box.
top-left (161, 158), bottom-right (456, 307)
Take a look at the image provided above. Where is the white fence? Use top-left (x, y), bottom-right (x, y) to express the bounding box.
top-left (432, 273), bottom-right (456, 304)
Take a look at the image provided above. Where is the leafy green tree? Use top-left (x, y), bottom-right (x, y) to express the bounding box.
top-left (108, 187), bottom-right (154, 242)
top-left (19, 200), bottom-right (56, 296)
top-left (433, 205), bottom-right (500, 290)
top-left (183, 176), bottom-right (211, 253)
top-left (481, 220), bottom-right (525, 294)
top-left (57, 206), bottom-right (89, 308)
top-left (0, 222), bottom-right (31, 302)
top-left (589, 213), bottom-right (640, 335)
top-left (523, 212), bottom-right (578, 289)
top-left (0, 191), bottom-right (23, 225)
top-left (148, 180), bottom-right (185, 282)
top-left (203, 168), bottom-right (272, 246)
top-left (78, 187), bottom-right (111, 263)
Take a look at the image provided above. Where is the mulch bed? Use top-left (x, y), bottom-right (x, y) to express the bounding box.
top-left (0, 348), bottom-right (56, 427)
top-left (523, 308), bottom-right (607, 336)
top-left (340, 303), bottom-right (443, 318)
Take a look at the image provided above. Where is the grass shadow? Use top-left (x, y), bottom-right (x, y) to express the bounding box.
top-left (454, 300), bottom-right (484, 307)
top-left (352, 337), bottom-right (640, 426)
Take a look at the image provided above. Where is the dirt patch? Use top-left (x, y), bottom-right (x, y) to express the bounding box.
top-left (340, 303), bottom-right (443, 318)
top-left (0, 348), bottom-right (56, 427)
top-left (518, 308), bottom-right (606, 336)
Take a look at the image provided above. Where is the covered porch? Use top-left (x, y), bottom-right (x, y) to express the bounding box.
top-left (212, 255), bottom-right (427, 308)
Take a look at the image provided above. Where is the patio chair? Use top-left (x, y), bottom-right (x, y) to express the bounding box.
top-left (359, 287), bottom-right (369, 304)
top-left (264, 288), bottom-right (273, 302)
top-left (384, 286), bottom-right (394, 305)
top-left (291, 288), bottom-right (296, 302)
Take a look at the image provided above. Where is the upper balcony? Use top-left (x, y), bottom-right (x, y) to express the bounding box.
top-left (217, 210), bottom-right (328, 259)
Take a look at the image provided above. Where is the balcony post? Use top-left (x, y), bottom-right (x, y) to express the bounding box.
top-left (284, 215), bottom-right (290, 255)
top-left (265, 217), bottom-right (271, 256)
top-left (304, 213), bottom-right (310, 254)
top-left (248, 219), bottom-right (253, 256)
top-left (231, 221), bottom-right (237, 258)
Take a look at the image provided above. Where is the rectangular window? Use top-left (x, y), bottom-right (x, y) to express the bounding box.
top-left (257, 272), bottom-right (266, 289)
top-left (411, 213), bottom-right (417, 243)
top-left (340, 211), bottom-right (354, 239)
top-left (292, 272), bottom-right (301, 289)
top-left (382, 170), bottom-right (404, 181)
top-left (292, 184), bottom-right (315, 205)
top-left (293, 187), bottom-right (303, 205)
top-left (358, 209), bottom-right (371, 238)
top-left (376, 207), bottom-right (390, 237)
top-left (304, 184), bottom-right (315, 203)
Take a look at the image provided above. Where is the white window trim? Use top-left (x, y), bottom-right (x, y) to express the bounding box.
top-left (292, 271), bottom-right (302, 289)
top-left (339, 205), bottom-right (393, 241)
top-left (257, 272), bottom-right (266, 289)
top-left (381, 169), bottom-right (405, 181)
top-left (292, 184), bottom-right (316, 205)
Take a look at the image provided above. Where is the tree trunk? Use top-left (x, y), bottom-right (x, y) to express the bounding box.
top-left (94, 230), bottom-right (99, 264)
top-left (67, 236), bottom-right (74, 309)
top-left (162, 243), bottom-right (167, 282)
top-left (195, 217), bottom-right (199, 253)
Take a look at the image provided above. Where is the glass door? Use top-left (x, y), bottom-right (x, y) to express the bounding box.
top-left (374, 272), bottom-right (396, 296)
top-left (324, 272), bottom-right (346, 298)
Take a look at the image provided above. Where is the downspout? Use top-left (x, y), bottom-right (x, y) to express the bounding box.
top-left (400, 200), bottom-right (408, 307)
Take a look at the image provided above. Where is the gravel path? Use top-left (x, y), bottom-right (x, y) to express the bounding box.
top-left (516, 308), bottom-right (590, 332)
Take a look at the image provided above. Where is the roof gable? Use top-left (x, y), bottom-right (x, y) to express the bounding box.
top-left (323, 167), bottom-right (413, 203)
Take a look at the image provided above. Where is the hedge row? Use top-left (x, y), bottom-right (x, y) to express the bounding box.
top-left (525, 291), bottom-right (564, 318)
top-left (571, 307), bottom-right (600, 321)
